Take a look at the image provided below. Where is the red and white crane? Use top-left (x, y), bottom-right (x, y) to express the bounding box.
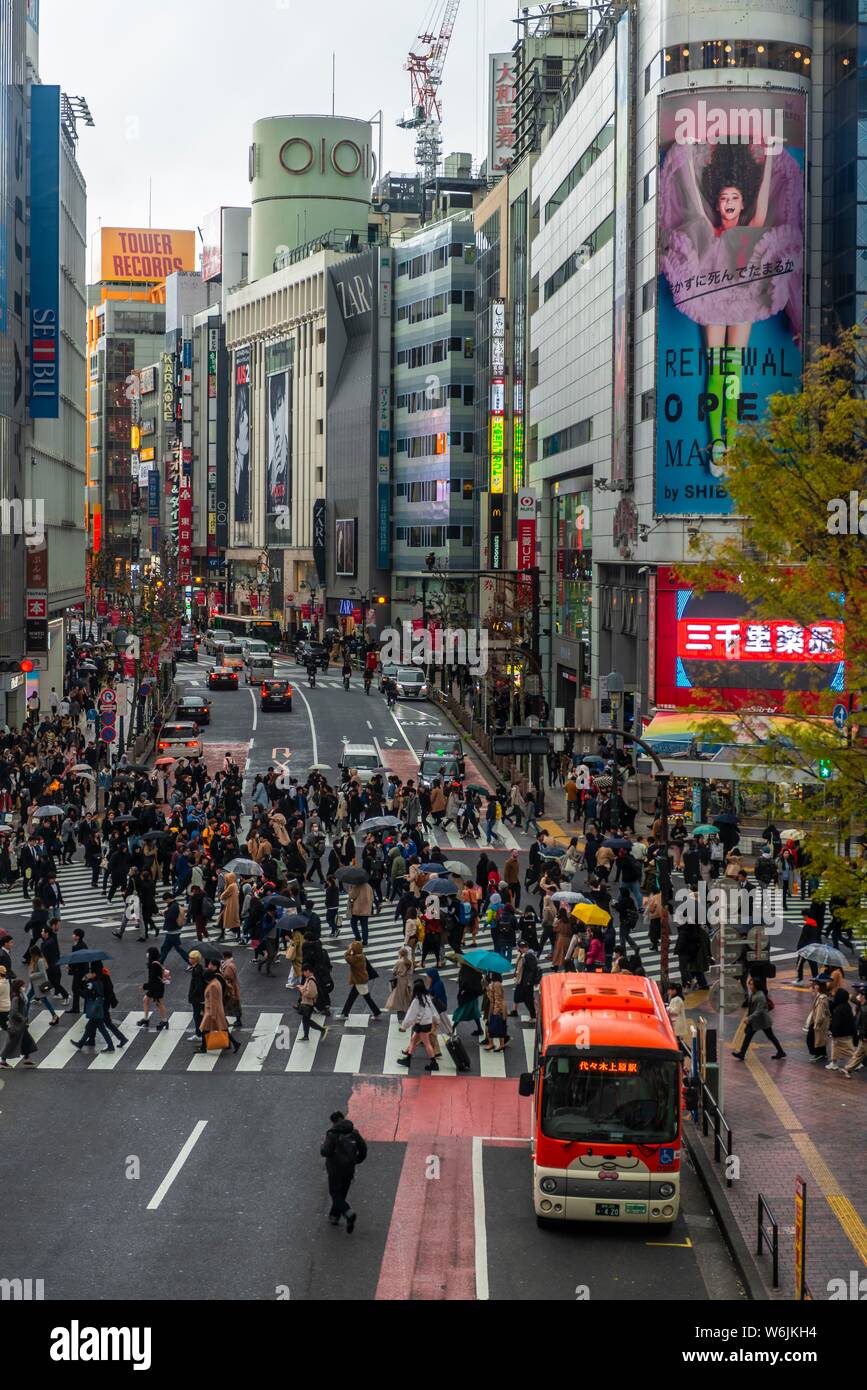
top-left (397, 0), bottom-right (462, 180)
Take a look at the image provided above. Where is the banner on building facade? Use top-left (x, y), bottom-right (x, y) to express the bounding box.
top-left (313, 499), bottom-right (327, 583)
top-left (234, 345), bottom-right (251, 524)
top-left (655, 90), bottom-right (806, 516)
top-left (266, 369), bottom-right (291, 535)
top-left (335, 517), bottom-right (356, 578)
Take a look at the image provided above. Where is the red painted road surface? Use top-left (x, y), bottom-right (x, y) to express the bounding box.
top-left (349, 1076), bottom-right (530, 1300)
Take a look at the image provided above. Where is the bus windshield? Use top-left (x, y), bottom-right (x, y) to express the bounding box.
top-left (540, 1054), bottom-right (679, 1145)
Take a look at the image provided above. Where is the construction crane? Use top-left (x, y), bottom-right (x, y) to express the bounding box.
top-left (396, 0), bottom-right (462, 181)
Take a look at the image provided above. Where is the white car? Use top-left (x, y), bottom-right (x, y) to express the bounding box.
top-left (338, 743), bottom-right (384, 785)
top-left (394, 666), bottom-right (429, 700)
top-left (156, 721), bottom-right (203, 759)
top-left (204, 629), bottom-right (233, 657)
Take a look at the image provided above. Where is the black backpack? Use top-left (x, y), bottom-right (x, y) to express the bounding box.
top-left (332, 1130), bottom-right (364, 1172)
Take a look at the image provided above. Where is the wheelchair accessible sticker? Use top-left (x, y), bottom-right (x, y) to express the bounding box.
top-left (659, 1148), bottom-right (675, 1167)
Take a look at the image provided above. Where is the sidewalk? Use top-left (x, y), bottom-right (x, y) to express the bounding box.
top-left (686, 963), bottom-right (867, 1300)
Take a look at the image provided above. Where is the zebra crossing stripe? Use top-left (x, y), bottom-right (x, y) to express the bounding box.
top-left (88, 1012), bottom-right (143, 1070)
top-left (334, 1031), bottom-right (365, 1073)
top-left (235, 1012), bottom-right (282, 1073)
top-left (136, 1013), bottom-right (192, 1070)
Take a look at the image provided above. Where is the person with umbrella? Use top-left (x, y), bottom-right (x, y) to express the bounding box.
top-left (839, 984), bottom-right (867, 1078)
top-left (795, 914), bottom-right (821, 984)
top-left (71, 964), bottom-right (121, 1054)
top-left (63, 927), bottom-right (89, 1014)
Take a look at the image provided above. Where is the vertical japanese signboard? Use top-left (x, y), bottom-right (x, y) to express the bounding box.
top-left (488, 53), bottom-right (517, 174)
top-left (29, 85), bottom-right (60, 419)
top-left (234, 345), bottom-right (251, 525)
top-left (610, 9), bottom-right (632, 486)
top-left (178, 475), bottom-right (192, 583)
top-left (25, 541), bottom-right (48, 659)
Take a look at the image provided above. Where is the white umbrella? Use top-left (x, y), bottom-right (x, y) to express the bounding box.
top-left (224, 857), bottom-right (263, 877)
top-left (73, 764), bottom-right (95, 778)
top-left (779, 829), bottom-right (806, 841)
top-left (31, 805), bottom-right (64, 819)
top-left (444, 860), bottom-right (474, 879)
top-left (552, 890), bottom-right (589, 904)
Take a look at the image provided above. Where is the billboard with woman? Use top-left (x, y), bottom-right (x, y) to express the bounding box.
top-left (233, 346), bottom-right (251, 525)
top-left (655, 90), bottom-right (806, 516)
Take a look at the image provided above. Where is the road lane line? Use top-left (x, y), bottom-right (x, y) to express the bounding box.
top-left (247, 687), bottom-right (258, 732)
top-left (472, 1137), bottom-right (490, 1301)
top-left (388, 706), bottom-right (419, 761)
top-left (7, 1009), bottom-right (54, 1066)
top-left (146, 1120), bottom-right (208, 1211)
top-left (479, 1046), bottom-right (506, 1078)
top-left (37, 1019), bottom-right (89, 1069)
top-left (293, 679), bottom-right (319, 766)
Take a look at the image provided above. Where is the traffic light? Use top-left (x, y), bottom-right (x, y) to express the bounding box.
top-left (0, 659), bottom-right (31, 673)
top-left (375, 594), bottom-right (387, 605)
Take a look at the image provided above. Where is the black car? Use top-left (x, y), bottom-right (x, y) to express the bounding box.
top-left (175, 694), bottom-right (211, 725)
top-left (295, 641), bottom-right (330, 670)
top-left (177, 639), bottom-right (198, 662)
top-left (260, 679), bottom-right (293, 712)
top-left (207, 665), bottom-right (239, 691)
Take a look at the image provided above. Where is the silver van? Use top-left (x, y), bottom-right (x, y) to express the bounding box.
top-left (245, 653), bottom-right (275, 683)
top-left (338, 743), bottom-right (384, 785)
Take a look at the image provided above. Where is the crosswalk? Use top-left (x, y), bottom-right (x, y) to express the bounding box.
top-left (7, 1004), bottom-right (537, 1077)
top-left (0, 855), bottom-right (807, 994)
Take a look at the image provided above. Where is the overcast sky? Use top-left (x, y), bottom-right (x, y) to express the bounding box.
top-left (38, 0), bottom-right (519, 272)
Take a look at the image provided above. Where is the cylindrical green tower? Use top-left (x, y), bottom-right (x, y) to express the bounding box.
top-left (249, 115), bottom-right (373, 282)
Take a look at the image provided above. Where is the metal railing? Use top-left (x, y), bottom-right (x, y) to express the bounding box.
top-left (699, 1077), bottom-right (735, 1185)
top-left (756, 1193), bottom-right (780, 1288)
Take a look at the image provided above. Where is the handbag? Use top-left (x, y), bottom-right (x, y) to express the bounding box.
top-left (365, 959), bottom-right (379, 980)
top-left (205, 1030), bottom-right (230, 1051)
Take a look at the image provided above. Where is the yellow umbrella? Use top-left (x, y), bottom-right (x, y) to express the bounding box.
top-left (572, 902), bottom-right (611, 927)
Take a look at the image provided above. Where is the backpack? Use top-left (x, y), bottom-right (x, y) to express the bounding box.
top-left (333, 1130), bottom-right (363, 1172)
top-left (458, 900), bottom-right (473, 925)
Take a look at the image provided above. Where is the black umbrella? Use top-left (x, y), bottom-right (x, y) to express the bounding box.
top-left (186, 942), bottom-right (222, 964)
top-left (113, 814), bottom-right (139, 825)
top-left (713, 813), bottom-right (738, 825)
top-left (336, 867), bottom-right (370, 886)
top-left (116, 764), bottom-right (151, 775)
top-left (262, 894), bottom-right (297, 909)
top-left (56, 948), bottom-right (112, 965)
top-left (278, 913), bottom-right (310, 932)
top-left (142, 830), bottom-right (174, 843)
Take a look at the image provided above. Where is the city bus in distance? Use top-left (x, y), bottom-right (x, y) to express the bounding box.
top-left (211, 615), bottom-right (281, 648)
top-left (518, 973), bottom-right (682, 1229)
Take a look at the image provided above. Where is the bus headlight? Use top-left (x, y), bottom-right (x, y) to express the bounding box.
top-left (658, 1182), bottom-right (676, 1199)
top-left (540, 1199), bottom-right (553, 1212)
top-left (540, 1178), bottom-right (557, 1194)
top-left (662, 1205), bottom-right (674, 1217)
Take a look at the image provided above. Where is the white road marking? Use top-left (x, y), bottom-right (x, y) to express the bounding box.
top-left (136, 1012), bottom-right (193, 1070)
top-left (293, 679), bottom-right (318, 766)
top-left (6, 1009), bottom-right (54, 1067)
top-left (248, 687), bottom-right (258, 732)
top-left (285, 1021), bottom-right (320, 1071)
top-left (388, 705), bottom-right (419, 762)
top-left (366, 720), bottom-right (373, 730)
top-left (89, 1012), bottom-right (143, 1069)
top-left (146, 1119), bottom-right (208, 1211)
top-left (479, 1046), bottom-right (506, 1078)
top-left (522, 1026), bottom-right (535, 1070)
top-left (334, 1031), bottom-right (365, 1073)
top-left (235, 1012), bottom-right (282, 1072)
top-left (382, 1012), bottom-right (407, 1074)
top-left (472, 1136), bottom-right (489, 1302)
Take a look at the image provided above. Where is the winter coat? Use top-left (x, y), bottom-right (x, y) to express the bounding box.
top-left (344, 940), bottom-right (369, 986)
top-left (830, 988), bottom-right (857, 1039)
top-left (667, 994), bottom-right (691, 1043)
top-left (220, 959), bottom-right (240, 1002)
top-left (806, 992), bottom-right (830, 1049)
top-left (746, 988), bottom-right (772, 1033)
top-left (385, 955), bottom-right (413, 1012)
top-left (200, 975), bottom-right (229, 1034)
top-left (346, 881), bottom-right (374, 918)
top-left (220, 873), bottom-right (240, 931)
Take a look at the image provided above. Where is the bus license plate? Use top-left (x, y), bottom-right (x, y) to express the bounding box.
top-left (595, 1203), bottom-right (620, 1218)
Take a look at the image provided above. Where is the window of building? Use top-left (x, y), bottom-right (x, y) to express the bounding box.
top-left (464, 290), bottom-right (475, 311)
top-left (316, 418), bottom-right (323, 434)
top-left (641, 278), bottom-right (656, 313)
top-left (644, 60), bottom-right (655, 94)
top-left (463, 383), bottom-right (474, 405)
top-left (541, 417), bottom-right (593, 458)
top-left (462, 479), bottom-right (474, 501)
top-left (543, 213), bottom-right (614, 302)
top-left (462, 526), bottom-right (474, 546)
top-left (660, 39), bottom-right (813, 78)
top-left (640, 390), bottom-right (655, 420)
top-left (544, 115), bottom-right (615, 224)
top-left (317, 328), bottom-right (326, 343)
top-left (643, 168), bottom-right (656, 204)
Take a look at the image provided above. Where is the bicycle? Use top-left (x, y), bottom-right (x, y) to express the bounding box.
top-left (343, 672), bottom-right (351, 692)
top-left (363, 674), bottom-right (372, 696)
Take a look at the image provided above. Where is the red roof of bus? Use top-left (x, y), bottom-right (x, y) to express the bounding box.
top-left (539, 973), bottom-right (678, 1053)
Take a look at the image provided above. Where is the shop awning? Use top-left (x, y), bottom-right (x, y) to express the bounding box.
top-left (641, 711), bottom-right (834, 755)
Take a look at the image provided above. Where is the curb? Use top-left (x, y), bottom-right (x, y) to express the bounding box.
top-left (681, 1119), bottom-right (771, 1301)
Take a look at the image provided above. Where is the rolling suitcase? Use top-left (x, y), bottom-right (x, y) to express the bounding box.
top-left (446, 1035), bottom-right (472, 1072)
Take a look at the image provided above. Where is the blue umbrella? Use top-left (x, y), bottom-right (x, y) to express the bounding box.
top-left (602, 836), bottom-right (633, 851)
top-left (460, 948), bottom-right (512, 974)
top-left (56, 949), bottom-right (112, 965)
top-left (421, 862), bottom-right (445, 872)
top-left (540, 844), bottom-right (565, 858)
top-left (424, 877), bottom-right (458, 896)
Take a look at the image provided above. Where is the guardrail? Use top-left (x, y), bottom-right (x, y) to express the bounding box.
top-left (756, 1193), bottom-right (780, 1288)
top-left (699, 1076), bottom-right (735, 1185)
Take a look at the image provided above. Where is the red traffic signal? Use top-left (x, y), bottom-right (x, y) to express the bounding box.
top-left (19, 659), bottom-right (34, 674)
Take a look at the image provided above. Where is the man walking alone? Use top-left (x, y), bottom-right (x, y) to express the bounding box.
top-left (320, 1110), bottom-right (367, 1233)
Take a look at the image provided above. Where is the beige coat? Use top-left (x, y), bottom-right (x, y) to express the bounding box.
top-left (385, 953), bottom-right (414, 1012)
top-left (344, 940), bottom-right (369, 986)
top-left (220, 959), bottom-right (240, 1002)
top-left (220, 873), bottom-right (240, 932)
top-left (807, 992), bottom-right (831, 1048)
top-left (200, 975), bottom-right (229, 1034)
top-left (347, 880), bottom-right (374, 918)
top-left (269, 813), bottom-right (290, 847)
top-left (430, 785), bottom-right (447, 815)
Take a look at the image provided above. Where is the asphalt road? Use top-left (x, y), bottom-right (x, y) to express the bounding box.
top-left (0, 660), bottom-right (749, 1301)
